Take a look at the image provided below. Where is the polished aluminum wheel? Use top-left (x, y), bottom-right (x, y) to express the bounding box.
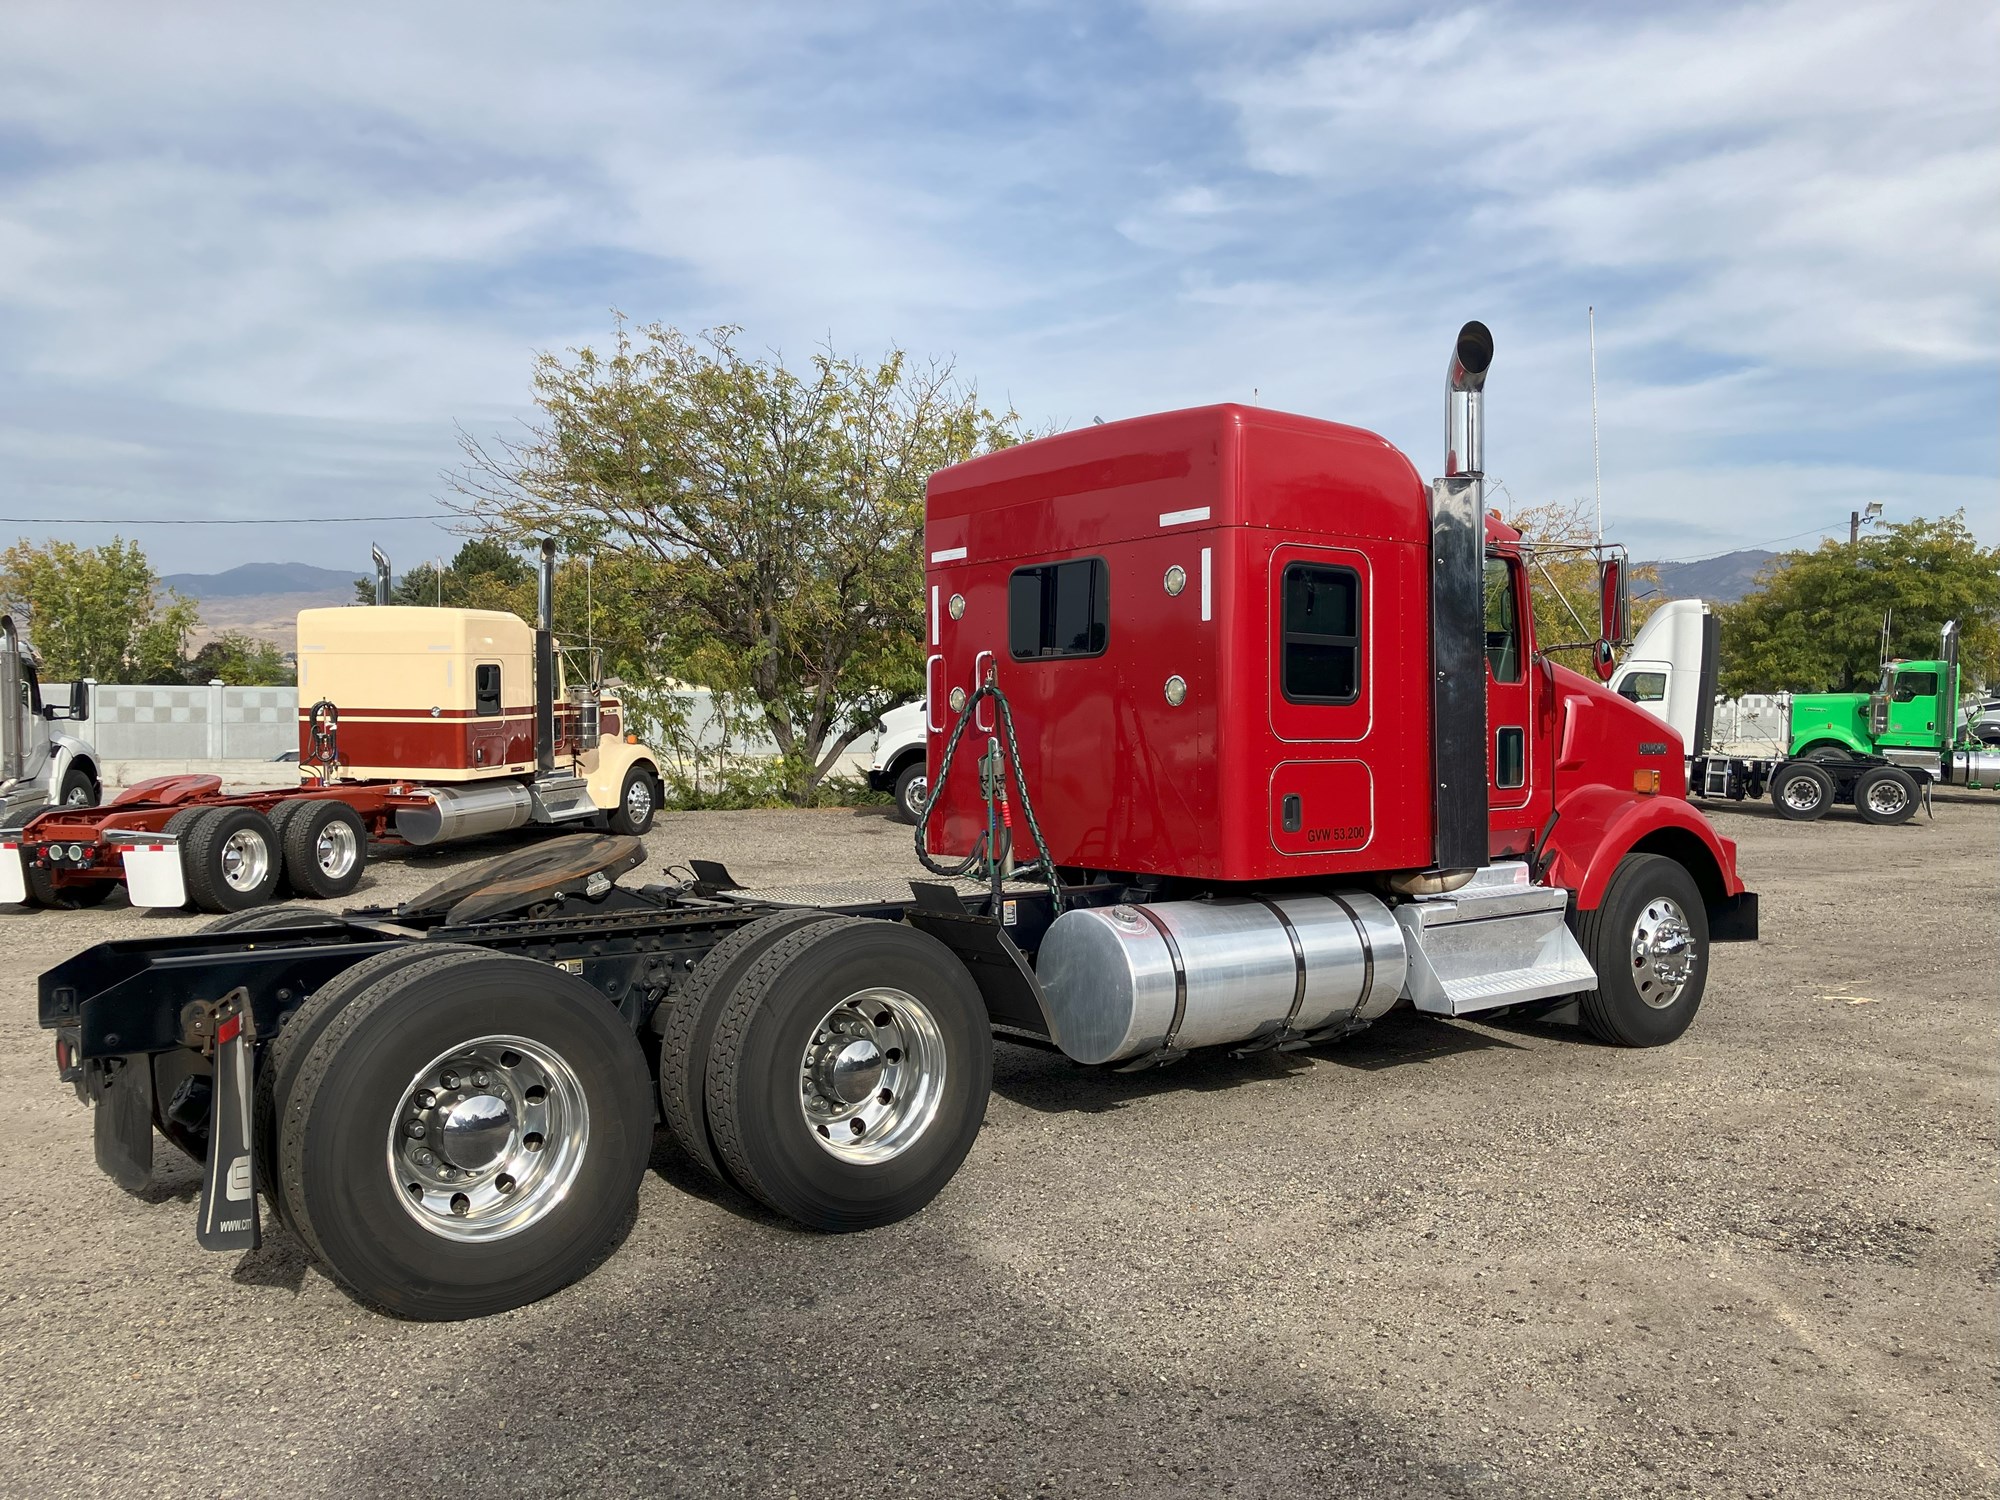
top-left (798, 987), bottom-right (946, 1163)
top-left (387, 1035), bottom-right (589, 1241)
top-left (904, 775), bottom-right (929, 814)
top-left (64, 781), bottom-right (93, 807)
top-left (1630, 896), bottom-right (1696, 1009)
top-left (315, 819), bottom-right (359, 879)
top-left (624, 775), bottom-right (653, 826)
top-left (220, 829), bottom-right (271, 892)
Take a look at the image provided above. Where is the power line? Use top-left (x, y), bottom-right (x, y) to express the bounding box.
top-left (0, 513), bottom-right (441, 525)
top-left (1649, 520), bottom-right (1858, 566)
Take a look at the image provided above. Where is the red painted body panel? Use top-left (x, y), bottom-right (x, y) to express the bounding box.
top-left (922, 402), bottom-right (1748, 911)
top-left (925, 405), bottom-right (1433, 884)
top-left (300, 702), bottom-right (618, 776)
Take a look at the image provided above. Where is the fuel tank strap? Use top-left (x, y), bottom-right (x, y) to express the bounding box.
top-left (1250, 896), bottom-right (1309, 1028)
top-left (1129, 903), bottom-right (1190, 1055)
top-left (1322, 891), bottom-right (1377, 1024)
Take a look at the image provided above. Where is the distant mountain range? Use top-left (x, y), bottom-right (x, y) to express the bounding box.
top-left (163, 562), bottom-right (362, 651)
top-left (161, 562), bottom-right (362, 599)
top-left (1642, 549), bottom-right (1777, 605)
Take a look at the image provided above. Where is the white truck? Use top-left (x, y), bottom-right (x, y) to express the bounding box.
top-left (866, 699), bottom-right (929, 823)
top-left (0, 615), bottom-right (102, 836)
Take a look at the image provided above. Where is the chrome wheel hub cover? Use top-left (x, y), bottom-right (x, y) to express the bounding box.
top-left (1631, 897), bottom-right (1696, 1009)
top-left (1781, 779), bottom-right (1819, 811)
top-left (387, 1035), bottom-right (589, 1241)
top-left (220, 829), bottom-right (270, 891)
top-left (799, 987), bottom-right (946, 1163)
top-left (317, 821), bottom-right (358, 877)
top-left (626, 777), bottom-right (652, 823)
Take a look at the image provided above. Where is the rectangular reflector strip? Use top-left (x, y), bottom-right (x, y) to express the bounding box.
top-left (1159, 506), bottom-right (1210, 527)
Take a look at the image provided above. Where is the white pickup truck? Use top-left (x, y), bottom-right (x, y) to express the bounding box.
top-left (865, 700), bottom-right (928, 824)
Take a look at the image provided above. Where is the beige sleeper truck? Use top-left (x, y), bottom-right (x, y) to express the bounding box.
top-left (2, 542), bottom-right (663, 912)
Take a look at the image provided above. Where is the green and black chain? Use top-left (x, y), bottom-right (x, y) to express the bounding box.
top-left (912, 680), bottom-right (1065, 913)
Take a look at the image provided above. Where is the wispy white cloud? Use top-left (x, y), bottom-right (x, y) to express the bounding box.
top-left (0, 0), bottom-right (1991, 574)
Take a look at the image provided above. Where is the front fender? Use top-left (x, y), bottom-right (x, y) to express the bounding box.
top-left (585, 739), bottom-right (660, 814)
top-left (1544, 784), bottom-right (1747, 915)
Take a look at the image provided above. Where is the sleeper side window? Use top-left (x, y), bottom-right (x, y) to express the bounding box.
top-left (1618, 671), bottom-right (1667, 703)
top-left (1280, 563), bottom-right (1362, 704)
top-left (475, 663), bottom-right (502, 716)
top-left (1008, 558), bottom-right (1109, 660)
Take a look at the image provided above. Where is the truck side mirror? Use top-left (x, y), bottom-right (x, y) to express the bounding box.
top-left (1592, 639), bottom-right (1616, 682)
top-left (68, 679), bottom-right (89, 723)
top-left (1597, 557), bottom-right (1631, 648)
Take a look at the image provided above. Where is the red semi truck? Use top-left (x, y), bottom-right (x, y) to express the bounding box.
top-left (39, 322), bottom-right (1754, 1319)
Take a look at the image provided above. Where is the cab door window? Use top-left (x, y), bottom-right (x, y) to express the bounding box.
top-left (1483, 558), bottom-right (1522, 683)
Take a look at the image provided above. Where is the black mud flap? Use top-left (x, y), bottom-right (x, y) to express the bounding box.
top-left (904, 910), bottom-right (1055, 1039)
top-left (91, 1057), bottom-right (155, 1193)
top-left (194, 989), bottom-right (261, 1253)
top-left (1709, 891), bottom-right (1759, 943)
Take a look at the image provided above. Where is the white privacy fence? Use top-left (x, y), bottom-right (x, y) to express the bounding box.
top-left (49, 683), bottom-right (880, 773)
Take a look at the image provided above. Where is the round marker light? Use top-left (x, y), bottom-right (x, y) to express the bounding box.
top-left (68, 843), bottom-right (84, 860)
top-left (1164, 676), bottom-right (1188, 707)
top-left (948, 686), bottom-right (967, 713)
top-left (948, 593), bottom-right (966, 620)
top-left (1163, 566), bottom-right (1186, 597)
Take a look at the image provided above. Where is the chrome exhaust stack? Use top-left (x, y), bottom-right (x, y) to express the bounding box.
top-left (535, 539), bottom-right (557, 775)
top-left (1427, 320), bottom-right (1494, 879)
top-left (1446, 321), bottom-right (1493, 478)
top-left (371, 545), bottom-right (392, 606)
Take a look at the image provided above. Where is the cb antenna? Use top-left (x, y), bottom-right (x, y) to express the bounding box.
top-left (1589, 305), bottom-right (1603, 544)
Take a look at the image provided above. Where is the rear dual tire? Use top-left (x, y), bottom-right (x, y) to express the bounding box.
top-left (1770, 762), bottom-right (1833, 822)
top-left (702, 918), bottom-right (991, 1231)
top-left (275, 949), bottom-right (651, 1319)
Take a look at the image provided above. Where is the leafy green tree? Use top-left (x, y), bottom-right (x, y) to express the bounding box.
top-left (186, 631), bottom-right (295, 686)
top-left (0, 537), bottom-right (200, 682)
top-left (449, 319), bottom-right (1025, 803)
top-left (1501, 497), bottom-right (1661, 660)
top-left (352, 537), bottom-right (536, 607)
top-left (1716, 513), bottom-right (2000, 695)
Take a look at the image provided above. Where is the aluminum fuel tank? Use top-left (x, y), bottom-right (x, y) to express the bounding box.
top-left (1034, 893), bottom-right (1409, 1065)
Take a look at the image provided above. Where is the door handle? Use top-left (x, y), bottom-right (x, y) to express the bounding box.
top-left (973, 651), bottom-right (996, 731)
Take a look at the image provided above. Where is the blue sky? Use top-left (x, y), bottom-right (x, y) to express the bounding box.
top-left (0, 0), bottom-right (1993, 577)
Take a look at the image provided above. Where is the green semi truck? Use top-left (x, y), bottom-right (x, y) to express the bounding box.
top-left (1612, 609), bottom-right (1999, 825)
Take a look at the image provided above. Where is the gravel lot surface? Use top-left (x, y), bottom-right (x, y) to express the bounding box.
top-left (1, 795), bottom-right (1994, 1498)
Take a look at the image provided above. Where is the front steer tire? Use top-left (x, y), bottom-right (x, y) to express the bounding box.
top-left (280, 949), bottom-right (652, 1319)
top-left (892, 762), bottom-right (929, 826)
top-left (606, 765), bottom-right (657, 837)
top-left (704, 917), bottom-right (992, 1231)
top-left (1571, 853), bottom-right (1710, 1048)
